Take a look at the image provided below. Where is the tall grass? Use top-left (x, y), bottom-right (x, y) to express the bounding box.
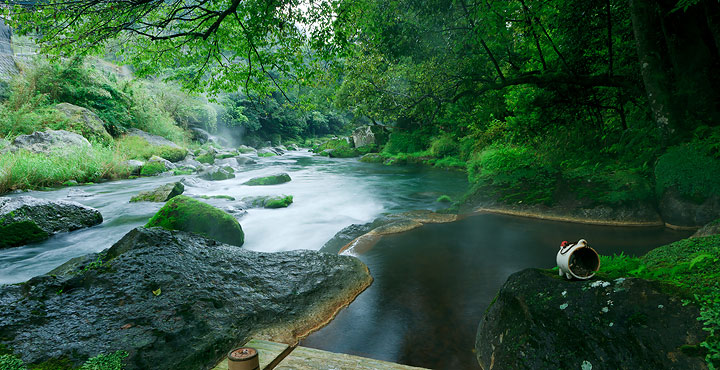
top-left (0, 146), bottom-right (131, 193)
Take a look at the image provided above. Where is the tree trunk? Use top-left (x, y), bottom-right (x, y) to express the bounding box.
top-left (629, 0), bottom-right (679, 141)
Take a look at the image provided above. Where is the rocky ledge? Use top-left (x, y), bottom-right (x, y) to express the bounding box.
top-left (0, 227), bottom-right (373, 370)
top-left (0, 196), bottom-right (103, 248)
top-left (476, 268), bottom-right (707, 370)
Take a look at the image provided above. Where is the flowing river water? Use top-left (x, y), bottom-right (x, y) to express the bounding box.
top-left (0, 150), bottom-right (693, 369)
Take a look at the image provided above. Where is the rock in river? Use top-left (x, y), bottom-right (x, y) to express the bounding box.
top-left (145, 195), bottom-right (244, 246)
top-left (0, 196), bottom-right (103, 249)
top-left (243, 173), bottom-right (291, 186)
top-left (130, 182), bottom-right (184, 203)
top-left (0, 227), bottom-right (373, 370)
top-left (476, 268), bottom-right (708, 370)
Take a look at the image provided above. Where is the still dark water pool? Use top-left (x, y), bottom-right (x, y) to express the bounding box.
top-left (302, 213), bottom-right (693, 369)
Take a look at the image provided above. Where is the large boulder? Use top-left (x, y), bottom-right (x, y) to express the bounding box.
top-left (659, 188), bottom-right (720, 228)
top-left (243, 173), bottom-right (291, 186)
top-left (130, 182), bottom-right (184, 203)
top-left (476, 269), bottom-right (708, 370)
top-left (692, 218), bottom-right (720, 237)
top-left (0, 226), bottom-right (373, 370)
top-left (352, 125), bottom-right (389, 148)
top-left (0, 196), bottom-right (103, 248)
top-left (10, 130), bottom-right (90, 153)
top-left (145, 195), bottom-right (244, 246)
top-left (54, 103), bottom-right (113, 144)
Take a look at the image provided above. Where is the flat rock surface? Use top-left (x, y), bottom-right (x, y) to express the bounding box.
top-left (0, 227), bottom-right (372, 370)
top-left (476, 268), bottom-right (708, 370)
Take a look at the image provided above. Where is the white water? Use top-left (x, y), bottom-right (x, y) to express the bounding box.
top-left (0, 150), bottom-right (468, 284)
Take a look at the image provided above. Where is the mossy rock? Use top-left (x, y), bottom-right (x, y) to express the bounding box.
top-left (145, 195), bottom-right (244, 246)
top-left (140, 162), bottom-right (166, 176)
top-left (200, 166), bottom-right (235, 181)
top-left (243, 195), bottom-right (294, 209)
top-left (328, 147), bottom-right (360, 158)
top-left (258, 152), bottom-right (277, 158)
top-left (360, 153), bottom-right (385, 163)
top-left (196, 152), bottom-right (216, 164)
top-left (243, 173), bottom-right (291, 186)
top-left (130, 182), bottom-right (184, 203)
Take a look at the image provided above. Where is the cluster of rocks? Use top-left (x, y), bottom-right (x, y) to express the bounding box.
top-left (0, 171), bottom-right (372, 370)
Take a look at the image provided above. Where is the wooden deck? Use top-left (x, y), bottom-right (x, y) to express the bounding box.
top-left (213, 339), bottom-right (429, 370)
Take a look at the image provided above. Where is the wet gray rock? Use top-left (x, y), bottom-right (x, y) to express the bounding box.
top-left (54, 103), bottom-right (112, 143)
top-left (214, 157), bottom-right (238, 167)
top-left (659, 187), bottom-right (720, 228)
top-left (692, 218), bottom-right (720, 237)
top-left (257, 148), bottom-right (279, 156)
top-left (190, 127), bottom-right (211, 143)
top-left (200, 166), bottom-right (235, 181)
top-left (235, 156), bottom-right (256, 165)
top-left (10, 130), bottom-right (90, 153)
top-left (476, 268), bottom-right (707, 370)
top-left (130, 182), bottom-right (184, 203)
top-left (0, 196), bottom-right (102, 249)
top-left (123, 160), bottom-right (145, 175)
top-left (0, 227), bottom-right (372, 370)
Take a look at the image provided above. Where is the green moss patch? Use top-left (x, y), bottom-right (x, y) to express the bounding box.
top-left (145, 195), bottom-right (244, 246)
top-left (139, 162), bottom-right (166, 176)
top-left (0, 220), bottom-right (49, 249)
top-left (257, 152), bottom-right (277, 158)
top-left (195, 153), bottom-right (215, 164)
top-left (265, 195), bottom-right (293, 208)
top-left (243, 173), bottom-right (291, 186)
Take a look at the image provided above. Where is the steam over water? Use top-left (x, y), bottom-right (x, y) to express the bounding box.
top-left (0, 150), bottom-right (692, 369)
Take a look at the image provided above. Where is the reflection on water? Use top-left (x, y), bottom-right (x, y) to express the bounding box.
top-left (302, 213), bottom-right (693, 369)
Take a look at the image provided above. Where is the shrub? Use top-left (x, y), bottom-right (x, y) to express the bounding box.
top-left (655, 144), bottom-right (720, 201)
top-left (430, 134), bottom-right (459, 158)
top-left (382, 130), bottom-right (428, 154)
top-left (0, 354), bottom-right (25, 370)
top-left (79, 351), bottom-right (128, 370)
top-left (467, 144), bottom-right (558, 205)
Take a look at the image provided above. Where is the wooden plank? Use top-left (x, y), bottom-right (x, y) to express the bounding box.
top-left (212, 339), bottom-right (289, 370)
top-left (274, 346), bottom-right (430, 370)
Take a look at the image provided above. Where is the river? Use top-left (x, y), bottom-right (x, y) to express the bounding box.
top-left (0, 149), bottom-right (692, 369)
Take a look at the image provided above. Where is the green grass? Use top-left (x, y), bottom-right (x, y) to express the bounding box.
top-left (0, 351), bottom-right (127, 370)
top-left (115, 136), bottom-right (187, 162)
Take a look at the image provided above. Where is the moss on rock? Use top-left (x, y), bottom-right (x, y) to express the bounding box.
top-left (243, 173), bottom-right (291, 186)
top-left (130, 182), bottom-right (184, 203)
top-left (139, 162), bottom-right (166, 176)
top-left (145, 195), bottom-right (244, 246)
top-left (265, 195), bottom-right (294, 208)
